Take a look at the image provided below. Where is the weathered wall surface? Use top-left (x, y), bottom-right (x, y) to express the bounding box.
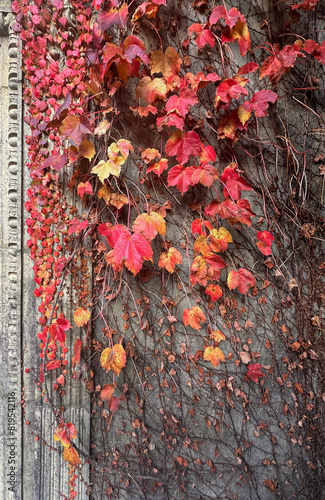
top-left (0, 1), bottom-right (324, 499)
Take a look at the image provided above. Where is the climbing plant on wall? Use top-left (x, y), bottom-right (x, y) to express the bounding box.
top-left (12, 0), bottom-right (325, 498)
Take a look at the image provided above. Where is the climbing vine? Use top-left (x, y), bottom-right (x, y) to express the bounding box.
top-left (12, 0), bottom-right (325, 498)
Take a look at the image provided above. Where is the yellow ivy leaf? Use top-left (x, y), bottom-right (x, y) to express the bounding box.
top-left (203, 346), bottom-right (225, 367)
top-left (74, 308), bottom-right (90, 327)
top-left (100, 344), bottom-right (126, 376)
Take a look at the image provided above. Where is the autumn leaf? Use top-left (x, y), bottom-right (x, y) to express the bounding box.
top-left (190, 254), bottom-right (225, 286)
top-left (303, 39), bottom-right (325, 64)
top-left (158, 247), bottom-right (183, 273)
top-left (246, 363), bottom-right (265, 382)
top-left (210, 330), bottom-right (226, 342)
top-left (205, 284), bottom-right (222, 302)
top-left (136, 77), bottom-right (168, 104)
top-left (208, 227), bottom-right (233, 252)
top-left (97, 2), bottom-right (128, 31)
top-left (291, 0), bottom-right (319, 11)
top-left (215, 78), bottom-right (248, 110)
top-left (236, 62), bottom-right (259, 76)
top-left (109, 192), bottom-right (129, 209)
top-left (199, 144), bottom-right (217, 164)
top-left (185, 71), bottom-right (220, 92)
top-left (203, 346), bottom-right (225, 367)
top-left (62, 445), bottom-right (81, 467)
top-left (59, 114), bottom-right (92, 146)
top-left (167, 164), bottom-right (195, 195)
top-left (165, 131), bottom-right (202, 164)
top-left (227, 268), bottom-right (256, 294)
top-left (260, 42), bottom-right (304, 84)
top-left (94, 119), bottom-right (110, 135)
top-left (191, 219), bottom-right (213, 235)
top-left (191, 164), bottom-right (219, 187)
top-left (74, 308), bottom-right (91, 327)
top-left (220, 163), bottom-right (252, 200)
top-left (131, 105), bottom-right (158, 116)
top-left (183, 305), bottom-right (206, 330)
top-left (204, 198), bottom-right (255, 226)
top-left (100, 344), bottom-right (126, 375)
top-left (222, 20), bottom-right (251, 56)
top-left (37, 152), bottom-right (68, 173)
top-left (69, 139), bottom-right (95, 161)
top-left (150, 47), bottom-right (182, 78)
top-left (72, 338), bottom-right (82, 368)
top-left (156, 112), bottom-right (185, 130)
top-left (209, 6), bottom-right (244, 28)
top-left (209, 6), bottom-right (250, 55)
top-left (165, 88), bottom-right (198, 117)
top-left (100, 383), bottom-right (115, 402)
top-left (188, 23), bottom-right (215, 49)
top-left (147, 158), bottom-right (169, 176)
top-left (113, 231), bottom-right (153, 275)
top-left (77, 181), bottom-right (92, 199)
top-left (257, 231), bottom-right (274, 256)
top-left (132, 212), bottom-right (166, 241)
top-left (92, 159), bottom-right (120, 181)
top-left (217, 109), bottom-right (248, 142)
top-left (91, 140), bottom-right (132, 182)
top-left (141, 148), bottom-right (161, 163)
top-left (54, 422), bottom-right (77, 447)
top-left (238, 90), bottom-right (278, 125)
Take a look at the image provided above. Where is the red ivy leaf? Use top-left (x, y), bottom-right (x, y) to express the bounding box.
top-left (59, 115), bottom-right (92, 146)
top-left (246, 363), bottom-right (265, 382)
top-left (220, 163), bottom-right (252, 200)
top-left (97, 2), bottom-right (128, 31)
top-left (238, 90), bottom-right (278, 125)
top-left (165, 131), bottom-right (202, 164)
top-left (257, 231), bottom-right (274, 255)
top-left (291, 0), bottom-right (319, 11)
top-left (36, 152), bottom-right (68, 173)
top-left (205, 284), bottom-right (222, 302)
top-left (167, 164), bottom-right (195, 195)
top-left (165, 88), bottom-right (198, 118)
top-left (188, 23), bottom-right (215, 49)
top-left (227, 268), bottom-right (256, 294)
top-left (114, 231), bottom-right (153, 275)
top-left (260, 42), bottom-right (305, 84)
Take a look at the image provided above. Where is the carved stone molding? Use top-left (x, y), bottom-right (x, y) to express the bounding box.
top-left (0, 4), bottom-right (23, 499)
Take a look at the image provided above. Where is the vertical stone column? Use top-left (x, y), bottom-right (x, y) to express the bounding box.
top-left (0, 3), bottom-right (23, 499)
top-left (0, 4), bottom-right (90, 497)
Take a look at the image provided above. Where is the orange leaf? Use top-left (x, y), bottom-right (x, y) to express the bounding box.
top-left (158, 247), bottom-right (183, 273)
top-left (100, 383), bottom-right (115, 402)
top-left (210, 330), bottom-right (226, 342)
top-left (183, 306), bottom-right (206, 330)
top-left (133, 212), bottom-right (166, 241)
top-left (74, 308), bottom-right (91, 327)
top-left (208, 227), bottom-right (233, 252)
top-left (205, 284), bottom-right (222, 302)
top-left (203, 346), bottom-right (225, 367)
top-left (136, 77), bottom-right (167, 104)
top-left (150, 47), bottom-right (182, 78)
top-left (147, 158), bottom-right (169, 176)
top-left (100, 344), bottom-right (126, 375)
top-left (63, 445), bottom-right (81, 467)
top-left (227, 268), bottom-right (256, 294)
top-left (72, 338), bottom-right (82, 368)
